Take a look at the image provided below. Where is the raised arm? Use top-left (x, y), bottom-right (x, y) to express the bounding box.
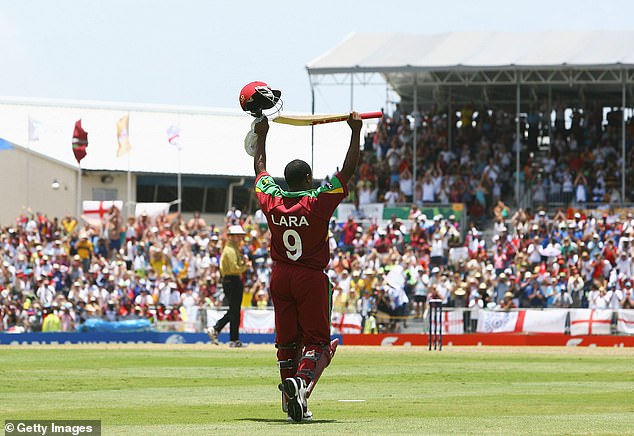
top-left (339, 112), bottom-right (362, 183)
top-left (253, 116), bottom-right (269, 176)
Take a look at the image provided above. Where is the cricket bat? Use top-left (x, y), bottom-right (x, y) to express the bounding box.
top-left (273, 111), bottom-right (383, 126)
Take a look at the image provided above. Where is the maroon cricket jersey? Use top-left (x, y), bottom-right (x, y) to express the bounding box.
top-left (255, 171), bottom-right (347, 270)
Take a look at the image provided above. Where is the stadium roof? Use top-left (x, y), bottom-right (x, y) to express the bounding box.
top-left (307, 31), bottom-right (634, 107)
top-left (0, 97), bottom-right (364, 179)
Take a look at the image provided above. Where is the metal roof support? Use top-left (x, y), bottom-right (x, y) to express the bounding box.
top-left (350, 72), bottom-right (354, 112)
top-left (310, 78), bottom-right (315, 172)
top-left (448, 87), bottom-right (453, 152)
top-left (227, 177), bottom-right (245, 213)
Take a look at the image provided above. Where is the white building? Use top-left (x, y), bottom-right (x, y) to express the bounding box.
top-left (0, 97), bottom-right (368, 226)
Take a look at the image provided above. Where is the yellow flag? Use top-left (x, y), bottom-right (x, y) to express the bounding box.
top-left (116, 114), bottom-right (132, 157)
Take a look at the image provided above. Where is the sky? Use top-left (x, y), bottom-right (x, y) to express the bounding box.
top-left (1, 0), bottom-right (633, 116)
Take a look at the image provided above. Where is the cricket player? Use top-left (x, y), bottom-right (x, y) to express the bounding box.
top-left (253, 112), bottom-right (362, 422)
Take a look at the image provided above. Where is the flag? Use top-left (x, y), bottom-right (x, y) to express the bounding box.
top-left (522, 310), bottom-right (568, 333)
top-left (135, 202), bottom-right (170, 223)
top-left (28, 116), bottom-right (41, 142)
top-left (477, 311), bottom-right (521, 333)
top-left (81, 200), bottom-right (123, 227)
top-left (241, 309), bottom-right (275, 333)
top-left (29, 116), bottom-right (42, 142)
top-left (617, 309), bottom-right (634, 334)
top-left (477, 309), bottom-right (569, 334)
top-left (331, 312), bottom-right (363, 334)
top-left (166, 124), bottom-right (182, 148)
top-left (570, 309), bottom-right (612, 335)
top-left (116, 114), bottom-right (132, 157)
top-left (0, 138), bottom-right (14, 151)
top-left (442, 310), bottom-right (464, 334)
top-left (72, 119), bottom-right (88, 164)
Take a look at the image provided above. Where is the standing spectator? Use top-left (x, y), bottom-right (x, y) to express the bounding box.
top-left (411, 268), bottom-right (429, 319)
top-left (75, 233), bottom-right (93, 273)
top-left (399, 167), bottom-right (414, 203)
top-left (420, 172), bottom-right (435, 204)
top-left (341, 217), bottom-right (358, 253)
top-left (188, 211), bottom-right (207, 232)
top-left (622, 281), bottom-right (634, 308)
top-left (384, 182), bottom-right (402, 206)
top-left (574, 173), bottom-right (588, 204)
top-left (36, 276), bottom-right (55, 307)
top-left (106, 205), bottom-right (123, 259)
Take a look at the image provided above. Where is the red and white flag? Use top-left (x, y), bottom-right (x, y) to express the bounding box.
top-left (442, 310), bottom-right (464, 334)
top-left (72, 119), bottom-right (88, 164)
top-left (241, 309), bottom-right (275, 333)
top-left (81, 200), bottom-right (123, 227)
top-left (616, 309), bottom-right (634, 335)
top-left (477, 309), bottom-right (568, 334)
top-left (166, 124), bottom-right (182, 149)
top-left (569, 309), bottom-right (612, 336)
top-left (331, 312), bottom-right (362, 334)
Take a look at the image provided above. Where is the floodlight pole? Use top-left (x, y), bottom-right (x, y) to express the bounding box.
top-left (77, 165), bottom-right (82, 218)
top-left (448, 88), bottom-right (452, 156)
top-left (412, 76), bottom-right (418, 194)
top-left (127, 152), bottom-right (132, 218)
top-left (622, 70), bottom-right (627, 203)
top-left (515, 77), bottom-right (521, 207)
top-left (177, 147), bottom-right (182, 214)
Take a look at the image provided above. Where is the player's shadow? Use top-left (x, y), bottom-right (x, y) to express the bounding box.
top-left (238, 418), bottom-right (338, 424)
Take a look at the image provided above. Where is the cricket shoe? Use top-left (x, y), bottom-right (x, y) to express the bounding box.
top-left (280, 390), bottom-right (312, 421)
top-left (286, 408), bottom-right (312, 422)
top-left (229, 340), bottom-right (247, 348)
top-left (280, 377), bottom-right (308, 423)
top-left (206, 327), bottom-right (219, 345)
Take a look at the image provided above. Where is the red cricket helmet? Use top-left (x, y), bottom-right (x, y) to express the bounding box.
top-left (239, 81), bottom-right (282, 117)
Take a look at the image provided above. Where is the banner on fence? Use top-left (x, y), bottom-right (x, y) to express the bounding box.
top-left (477, 311), bottom-right (521, 333)
top-left (523, 310), bottom-right (568, 333)
top-left (241, 309), bottom-right (275, 333)
top-left (206, 308), bottom-right (275, 334)
top-left (443, 310), bottom-right (464, 334)
top-left (569, 309), bottom-right (612, 336)
top-left (331, 312), bottom-right (363, 334)
top-left (617, 309), bottom-right (634, 335)
top-left (477, 310), bottom-right (570, 334)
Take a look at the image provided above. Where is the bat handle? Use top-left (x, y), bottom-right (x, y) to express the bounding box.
top-left (360, 111), bottom-right (383, 120)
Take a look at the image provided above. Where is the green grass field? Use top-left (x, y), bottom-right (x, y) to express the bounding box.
top-left (1, 344), bottom-right (633, 435)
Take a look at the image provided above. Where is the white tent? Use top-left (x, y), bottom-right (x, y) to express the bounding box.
top-left (307, 31), bottom-right (634, 106)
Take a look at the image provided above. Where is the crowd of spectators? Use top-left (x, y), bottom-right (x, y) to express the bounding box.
top-left (2, 101), bottom-right (634, 334)
top-left (351, 101), bottom-right (521, 224)
top-left (353, 100), bottom-right (634, 222)
top-left (2, 202), bottom-right (634, 335)
top-left (525, 102), bottom-right (634, 208)
top-left (0, 209), bottom-right (231, 333)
